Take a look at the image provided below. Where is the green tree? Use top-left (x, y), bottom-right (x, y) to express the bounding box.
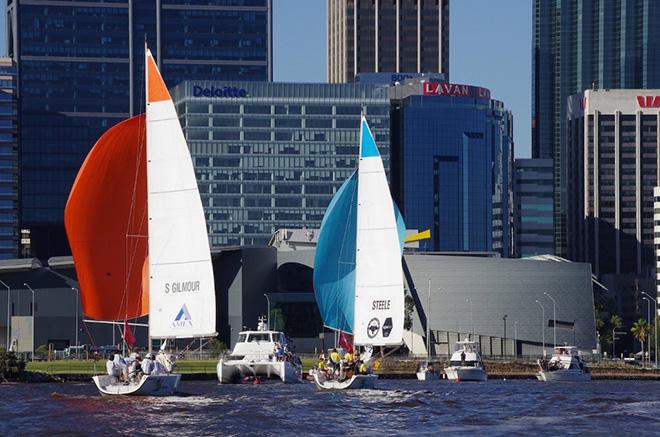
top-left (208, 338), bottom-right (226, 358)
top-left (631, 318), bottom-right (649, 363)
top-left (404, 293), bottom-right (415, 331)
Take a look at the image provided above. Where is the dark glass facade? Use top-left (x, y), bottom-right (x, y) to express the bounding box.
top-left (7, 0), bottom-right (272, 258)
top-left (171, 81), bottom-right (390, 247)
top-left (391, 81), bottom-right (514, 256)
top-left (514, 159), bottom-right (554, 257)
top-left (0, 59), bottom-right (18, 259)
top-left (328, 0), bottom-right (449, 83)
top-left (532, 0), bottom-right (660, 257)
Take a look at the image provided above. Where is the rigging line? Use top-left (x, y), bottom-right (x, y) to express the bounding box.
top-left (121, 45), bottom-right (149, 322)
top-left (117, 66), bottom-right (148, 323)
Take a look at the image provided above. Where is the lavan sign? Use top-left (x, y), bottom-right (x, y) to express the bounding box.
top-left (422, 82), bottom-right (490, 99)
top-left (193, 85), bottom-right (247, 98)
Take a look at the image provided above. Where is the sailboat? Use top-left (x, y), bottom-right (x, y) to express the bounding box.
top-left (312, 116), bottom-right (406, 390)
top-left (416, 280), bottom-right (440, 381)
top-left (64, 46), bottom-right (217, 396)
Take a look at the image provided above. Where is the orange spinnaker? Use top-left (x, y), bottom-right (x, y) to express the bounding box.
top-left (64, 115), bottom-right (149, 321)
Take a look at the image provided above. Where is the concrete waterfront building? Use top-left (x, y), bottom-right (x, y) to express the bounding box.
top-left (7, 0), bottom-right (273, 259)
top-left (170, 80), bottom-right (391, 247)
top-left (0, 245), bottom-right (598, 357)
top-left (0, 58), bottom-right (18, 260)
top-left (567, 89), bottom-right (660, 324)
top-left (327, 0), bottom-right (449, 83)
top-left (655, 186), bottom-right (660, 313)
top-left (390, 79), bottom-right (514, 256)
top-left (532, 0), bottom-right (660, 257)
top-left (514, 159), bottom-right (554, 257)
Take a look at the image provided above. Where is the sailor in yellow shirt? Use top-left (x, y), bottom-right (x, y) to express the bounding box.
top-left (329, 348), bottom-right (341, 372)
top-left (359, 361), bottom-right (368, 374)
top-left (343, 351), bottom-right (353, 363)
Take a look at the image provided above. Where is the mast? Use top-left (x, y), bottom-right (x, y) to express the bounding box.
top-left (144, 40), bottom-right (152, 355)
top-left (426, 280), bottom-right (430, 364)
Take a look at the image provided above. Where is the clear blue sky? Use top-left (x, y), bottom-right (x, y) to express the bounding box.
top-left (274, 0), bottom-right (532, 158)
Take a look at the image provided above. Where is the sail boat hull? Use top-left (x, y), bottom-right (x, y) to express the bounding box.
top-left (92, 374), bottom-right (181, 396)
top-left (416, 370), bottom-right (440, 381)
top-left (313, 372), bottom-right (378, 390)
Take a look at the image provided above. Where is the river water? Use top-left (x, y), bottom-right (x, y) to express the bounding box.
top-left (2, 379), bottom-right (660, 436)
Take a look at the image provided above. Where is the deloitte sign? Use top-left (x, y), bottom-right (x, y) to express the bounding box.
top-left (193, 85), bottom-right (247, 98)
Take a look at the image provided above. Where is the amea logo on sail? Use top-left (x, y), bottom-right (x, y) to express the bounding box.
top-left (172, 304), bottom-right (193, 328)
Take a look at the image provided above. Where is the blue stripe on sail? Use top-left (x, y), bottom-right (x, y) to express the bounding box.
top-left (360, 118), bottom-right (380, 158)
top-left (393, 202), bottom-right (406, 254)
top-left (313, 170), bottom-right (358, 334)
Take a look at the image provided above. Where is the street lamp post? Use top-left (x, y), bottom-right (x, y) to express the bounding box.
top-left (503, 314), bottom-right (508, 356)
top-left (641, 291), bottom-right (658, 369)
top-left (263, 293), bottom-right (271, 330)
top-left (536, 299), bottom-right (546, 357)
top-left (71, 288), bottom-right (79, 359)
top-left (544, 292), bottom-right (557, 348)
top-left (23, 283), bottom-right (35, 361)
top-left (0, 280), bottom-right (10, 351)
top-left (514, 321), bottom-right (518, 357)
top-left (643, 297), bottom-right (651, 367)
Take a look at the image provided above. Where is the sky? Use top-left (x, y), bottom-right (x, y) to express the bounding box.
top-left (274, 0), bottom-right (533, 158)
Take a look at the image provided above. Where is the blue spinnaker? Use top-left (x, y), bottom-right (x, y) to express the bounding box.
top-left (313, 170), bottom-right (358, 334)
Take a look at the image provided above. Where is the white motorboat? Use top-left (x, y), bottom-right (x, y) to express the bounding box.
top-left (444, 340), bottom-right (488, 382)
top-left (217, 319), bottom-right (302, 383)
top-left (537, 346), bottom-right (591, 382)
top-left (93, 374), bottom-right (181, 396)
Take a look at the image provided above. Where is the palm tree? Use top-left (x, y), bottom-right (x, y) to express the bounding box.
top-left (631, 318), bottom-right (649, 364)
top-left (610, 314), bottom-right (622, 358)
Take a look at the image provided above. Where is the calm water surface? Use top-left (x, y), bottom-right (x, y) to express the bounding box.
top-left (2, 379), bottom-right (660, 436)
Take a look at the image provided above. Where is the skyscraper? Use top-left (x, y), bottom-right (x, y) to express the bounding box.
top-left (7, 0), bottom-right (272, 258)
top-left (327, 0), bottom-right (449, 83)
top-left (514, 159), bottom-right (554, 258)
top-left (171, 80), bottom-right (391, 247)
top-left (0, 58), bottom-right (18, 259)
top-left (390, 79), bottom-right (514, 256)
top-left (532, 0), bottom-right (660, 256)
top-left (566, 89), bottom-right (660, 323)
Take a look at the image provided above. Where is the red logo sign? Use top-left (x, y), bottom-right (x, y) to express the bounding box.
top-left (580, 97), bottom-right (587, 109)
top-left (636, 96), bottom-right (660, 108)
top-left (423, 82), bottom-right (490, 99)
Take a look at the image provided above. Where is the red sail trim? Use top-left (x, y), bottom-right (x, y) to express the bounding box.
top-left (64, 115), bottom-right (149, 321)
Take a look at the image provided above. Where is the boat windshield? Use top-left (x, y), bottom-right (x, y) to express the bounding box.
top-left (237, 334), bottom-right (247, 343)
top-left (450, 360), bottom-right (479, 367)
top-left (247, 333), bottom-right (270, 342)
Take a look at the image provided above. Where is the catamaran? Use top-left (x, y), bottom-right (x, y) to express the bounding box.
top-left (312, 116), bottom-right (406, 390)
top-left (65, 46), bottom-right (217, 396)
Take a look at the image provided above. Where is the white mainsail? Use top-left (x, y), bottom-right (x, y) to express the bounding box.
top-left (353, 118), bottom-right (404, 346)
top-left (145, 49), bottom-right (216, 339)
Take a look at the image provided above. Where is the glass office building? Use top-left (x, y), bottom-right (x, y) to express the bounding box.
top-left (327, 0), bottom-right (450, 83)
top-left (390, 80), bottom-right (514, 256)
top-left (532, 0), bottom-right (660, 256)
top-left (170, 81), bottom-right (391, 247)
top-left (7, 0), bottom-right (272, 258)
top-left (0, 59), bottom-right (18, 259)
top-left (514, 159), bottom-right (554, 257)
